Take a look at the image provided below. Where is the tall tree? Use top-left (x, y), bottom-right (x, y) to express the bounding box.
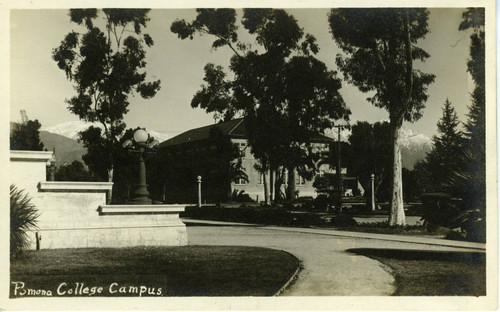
top-left (437, 8), bottom-right (486, 241)
top-left (171, 9), bottom-right (349, 200)
top-left (425, 99), bottom-right (463, 191)
top-left (52, 9), bottom-right (161, 198)
top-left (54, 160), bottom-right (99, 182)
top-left (460, 8), bottom-right (485, 148)
top-left (10, 119), bottom-right (45, 151)
top-left (458, 8), bottom-right (485, 210)
top-left (329, 9), bottom-right (435, 225)
top-left (348, 121), bottom-right (392, 203)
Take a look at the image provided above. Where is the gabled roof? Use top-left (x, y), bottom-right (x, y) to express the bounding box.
top-left (159, 117), bottom-right (335, 149)
top-left (159, 118), bottom-right (245, 148)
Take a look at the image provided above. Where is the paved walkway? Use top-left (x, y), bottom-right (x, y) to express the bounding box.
top-left (184, 220), bottom-right (485, 296)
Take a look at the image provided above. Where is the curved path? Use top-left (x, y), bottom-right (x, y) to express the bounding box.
top-left (186, 223), bottom-right (485, 296)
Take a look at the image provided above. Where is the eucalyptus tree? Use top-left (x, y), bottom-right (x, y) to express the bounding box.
top-left (52, 9), bottom-right (161, 198)
top-left (171, 9), bottom-right (350, 201)
top-left (328, 8), bottom-right (435, 225)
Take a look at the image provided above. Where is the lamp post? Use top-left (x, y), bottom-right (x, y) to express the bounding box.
top-left (46, 148), bottom-right (56, 181)
top-left (122, 129), bottom-right (159, 205)
top-left (371, 174), bottom-right (375, 211)
top-left (197, 176), bottom-right (202, 207)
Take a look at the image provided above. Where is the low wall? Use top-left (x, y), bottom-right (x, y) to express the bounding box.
top-left (11, 151), bottom-right (187, 250)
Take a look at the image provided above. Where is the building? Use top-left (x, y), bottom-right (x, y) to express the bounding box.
top-left (157, 118), bottom-right (357, 204)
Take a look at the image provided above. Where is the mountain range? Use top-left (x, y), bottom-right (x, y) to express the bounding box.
top-left (42, 121), bottom-right (171, 143)
top-left (12, 120), bottom-right (432, 169)
top-left (322, 125), bottom-right (433, 169)
top-left (36, 121), bottom-right (170, 165)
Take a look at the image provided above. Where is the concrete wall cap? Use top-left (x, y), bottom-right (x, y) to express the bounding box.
top-left (38, 181), bottom-right (114, 192)
top-left (10, 150), bottom-right (54, 161)
top-left (98, 204), bottom-right (185, 214)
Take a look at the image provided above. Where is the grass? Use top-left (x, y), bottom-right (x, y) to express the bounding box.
top-left (348, 248), bottom-right (486, 296)
top-left (10, 246), bottom-right (299, 297)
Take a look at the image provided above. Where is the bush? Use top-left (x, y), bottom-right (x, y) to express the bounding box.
top-left (420, 193), bottom-right (462, 228)
top-left (301, 201), bottom-right (314, 211)
top-left (10, 185), bottom-right (39, 259)
top-left (420, 193), bottom-right (485, 242)
top-left (231, 190), bottom-right (254, 203)
top-left (182, 206), bottom-right (326, 227)
top-left (313, 194), bottom-right (330, 211)
top-left (330, 213), bottom-right (358, 228)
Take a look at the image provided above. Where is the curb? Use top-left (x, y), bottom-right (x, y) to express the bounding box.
top-left (183, 219), bottom-right (486, 251)
top-left (273, 250), bottom-right (302, 296)
top-left (264, 226), bottom-right (486, 251)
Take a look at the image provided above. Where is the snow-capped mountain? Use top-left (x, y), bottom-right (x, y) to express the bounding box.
top-left (399, 127), bottom-right (433, 150)
top-left (324, 125), bottom-right (433, 169)
top-left (41, 120), bottom-right (432, 169)
top-left (399, 128), bottom-right (433, 169)
top-left (42, 121), bottom-right (170, 143)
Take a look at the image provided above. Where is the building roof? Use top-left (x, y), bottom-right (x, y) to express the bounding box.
top-left (159, 117), bottom-right (334, 149)
top-left (159, 118), bottom-right (245, 148)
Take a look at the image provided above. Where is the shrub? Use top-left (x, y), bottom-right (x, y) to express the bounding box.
top-left (231, 190), bottom-right (254, 203)
top-left (182, 206), bottom-right (326, 227)
top-left (420, 193), bottom-right (465, 228)
top-left (301, 201), bottom-right (314, 211)
top-left (313, 194), bottom-right (330, 211)
top-left (420, 193), bottom-right (485, 242)
top-left (330, 213), bottom-right (358, 228)
top-left (10, 185), bottom-right (39, 259)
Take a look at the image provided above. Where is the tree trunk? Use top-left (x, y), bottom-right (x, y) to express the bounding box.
top-left (388, 123), bottom-right (405, 225)
top-left (286, 166), bottom-right (296, 200)
top-left (274, 168), bottom-right (283, 202)
top-left (269, 168), bottom-right (274, 203)
top-left (262, 170), bottom-right (270, 205)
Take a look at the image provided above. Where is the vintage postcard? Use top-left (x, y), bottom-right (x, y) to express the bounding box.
top-left (0, 0), bottom-right (497, 310)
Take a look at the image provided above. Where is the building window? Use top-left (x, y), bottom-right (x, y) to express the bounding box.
top-left (259, 174), bottom-right (264, 184)
top-left (236, 177), bottom-right (247, 185)
top-left (295, 174), bottom-right (306, 185)
top-left (238, 142), bottom-right (247, 158)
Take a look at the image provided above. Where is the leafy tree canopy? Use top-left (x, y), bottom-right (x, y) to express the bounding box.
top-left (55, 160), bottom-right (101, 182)
top-left (329, 8), bottom-right (435, 225)
top-left (172, 9), bottom-right (350, 199)
top-left (329, 8), bottom-right (434, 125)
top-left (10, 119), bottom-right (45, 151)
top-left (348, 121), bottom-right (392, 201)
top-left (53, 9), bottom-right (161, 184)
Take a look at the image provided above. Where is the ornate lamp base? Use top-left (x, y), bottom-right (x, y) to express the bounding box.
top-left (128, 184), bottom-right (152, 205)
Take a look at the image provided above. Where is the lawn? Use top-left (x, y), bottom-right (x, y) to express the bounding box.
top-left (348, 248), bottom-right (486, 296)
top-left (10, 246), bottom-right (299, 297)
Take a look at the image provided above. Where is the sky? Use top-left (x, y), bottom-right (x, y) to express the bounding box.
top-left (10, 8), bottom-right (475, 138)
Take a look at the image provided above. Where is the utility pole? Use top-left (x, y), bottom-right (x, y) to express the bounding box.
top-left (333, 124), bottom-right (344, 213)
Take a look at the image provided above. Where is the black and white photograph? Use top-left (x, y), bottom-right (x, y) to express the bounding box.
top-left (2, 0), bottom-right (496, 310)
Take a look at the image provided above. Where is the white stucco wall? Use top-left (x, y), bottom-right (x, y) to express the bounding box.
top-left (10, 150), bottom-right (53, 197)
top-left (10, 151), bottom-right (187, 249)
